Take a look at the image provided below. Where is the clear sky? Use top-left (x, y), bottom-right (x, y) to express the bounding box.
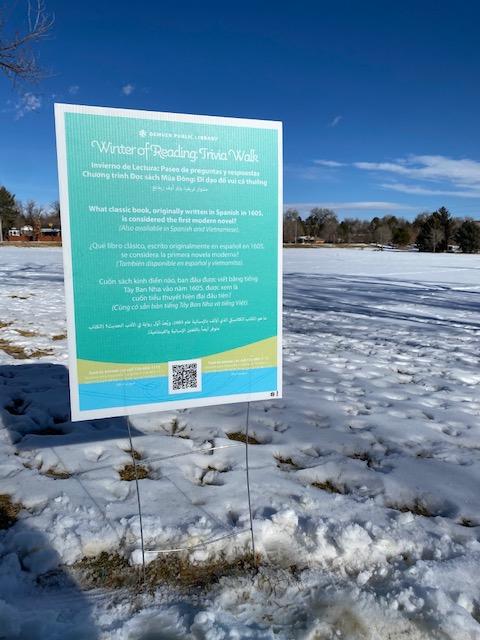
top-left (2, 0), bottom-right (480, 219)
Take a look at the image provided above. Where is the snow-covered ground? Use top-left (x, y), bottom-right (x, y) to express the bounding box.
top-left (1, 245), bottom-right (480, 639)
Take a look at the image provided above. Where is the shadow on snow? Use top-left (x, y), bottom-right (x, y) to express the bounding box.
top-left (0, 362), bottom-right (143, 450)
top-left (284, 272), bottom-right (480, 332)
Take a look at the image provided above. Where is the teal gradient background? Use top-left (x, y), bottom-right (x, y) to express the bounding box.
top-left (64, 111), bottom-right (279, 364)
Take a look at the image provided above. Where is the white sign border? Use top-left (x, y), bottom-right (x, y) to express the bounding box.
top-left (54, 103), bottom-right (283, 421)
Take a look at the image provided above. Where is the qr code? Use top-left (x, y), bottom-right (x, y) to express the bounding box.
top-left (168, 359), bottom-right (202, 395)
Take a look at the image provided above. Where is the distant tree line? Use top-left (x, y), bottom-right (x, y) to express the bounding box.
top-left (2, 182), bottom-right (480, 254)
top-left (284, 206), bottom-right (480, 253)
top-left (0, 185), bottom-right (60, 239)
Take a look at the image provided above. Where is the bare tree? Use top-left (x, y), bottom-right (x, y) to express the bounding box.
top-left (21, 199), bottom-right (45, 240)
top-left (0, 1), bottom-right (53, 83)
top-left (305, 208), bottom-right (338, 242)
top-left (428, 222), bottom-right (442, 253)
top-left (375, 224), bottom-right (392, 249)
top-left (45, 199), bottom-right (60, 228)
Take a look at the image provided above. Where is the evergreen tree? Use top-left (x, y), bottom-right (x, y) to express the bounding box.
top-left (392, 226), bottom-right (411, 246)
top-left (0, 186), bottom-right (17, 234)
top-left (436, 206), bottom-right (455, 249)
top-left (416, 208), bottom-right (453, 252)
top-left (338, 219), bottom-right (354, 243)
top-left (455, 220), bottom-right (480, 253)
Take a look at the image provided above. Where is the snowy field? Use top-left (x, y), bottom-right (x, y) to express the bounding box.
top-left (1, 246), bottom-right (480, 639)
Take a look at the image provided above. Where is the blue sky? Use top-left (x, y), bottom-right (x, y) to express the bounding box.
top-left (2, 0), bottom-right (480, 219)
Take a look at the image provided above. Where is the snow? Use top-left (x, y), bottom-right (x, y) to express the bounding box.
top-left (1, 245), bottom-right (480, 638)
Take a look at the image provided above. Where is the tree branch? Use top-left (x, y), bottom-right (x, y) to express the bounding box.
top-left (0, 0), bottom-right (53, 82)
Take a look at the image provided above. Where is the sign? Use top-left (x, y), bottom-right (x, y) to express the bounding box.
top-left (55, 104), bottom-right (282, 421)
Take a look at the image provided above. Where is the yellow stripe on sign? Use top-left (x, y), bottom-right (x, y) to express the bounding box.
top-left (77, 336), bottom-right (277, 384)
top-left (202, 336), bottom-right (277, 372)
top-left (77, 360), bottom-right (168, 384)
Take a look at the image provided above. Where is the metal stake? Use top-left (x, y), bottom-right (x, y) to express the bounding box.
top-left (126, 414), bottom-right (146, 583)
top-left (244, 401), bottom-right (257, 568)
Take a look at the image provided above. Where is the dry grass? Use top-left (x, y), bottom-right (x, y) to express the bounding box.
top-left (43, 467), bottom-right (72, 480)
top-left (15, 329), bottom-right (38, 338)
top-left (0, 495), bottom-right (22, 529)
top-left (160, 417), bottom-right (190, 438)
top-left (52, 333), bottom-right (67, 341)
top-left (29, 348), bottom-right (53, 358)
top-left (274, 453), bottom-right (301, 468)
top-left (311, 479), bottom-right (346, 495)
top-left (387, 498), bottom-right (433, 518)
top-left (147, 550), bottom-right (257, 590)
top-left (227, 431), bottom-right (260, 445)
top-left (75, 549), bottom-right (258, 592)
top-left (348, 451), bottom-right (375, 468)
top-left (197, 464), bottom-right (230, 485)
top-left (75, 552), bottom-right (132, 589)
top-left (0, 338), bottom-right (52, 359)
top-left (459, 517), bottom-right (477, 528)
top-left (119, 463), bottom-right (151, 481)
top-left (0, 321), bottom-right (12, 329)
top-left (124, 448), bottom-right (143, 461)
top-left (0, 339), bottom-right (30, 359)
